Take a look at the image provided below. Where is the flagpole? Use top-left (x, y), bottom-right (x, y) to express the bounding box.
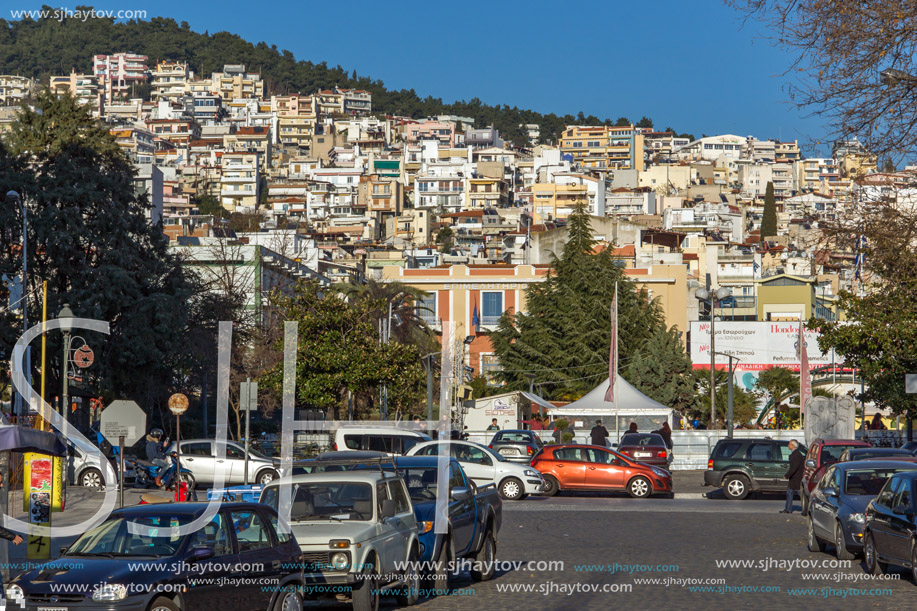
top-left (613, 283), bottom-right (619, 444)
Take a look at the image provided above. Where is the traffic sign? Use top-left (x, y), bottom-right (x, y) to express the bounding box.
top-left (168, 393), bottom-right (189, 415)
top-left (240, 382), bottom-right (258, 412)
top-left (907, 374), bottom-right (917, 394)
top-left (100, 400), bottom-right (147, 447)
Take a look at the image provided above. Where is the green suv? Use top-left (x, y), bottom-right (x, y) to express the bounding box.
top-left (704, 438), bottom-right (803, 500)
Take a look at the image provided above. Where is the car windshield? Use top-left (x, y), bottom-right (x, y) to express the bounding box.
top-left (821, 445), bottom-right (865, 462)
top-left (850, 450), bottom-right (911, 460)
top-left (261, 482), bottom-right (374, 521)
top-left (844, 468), bottom-right (908, 495)
top-left (494, 432), bottom-right (533, 443)
top-left (620, 434), bottom-right (663, 447)
top-left (401, 467), bottom-right (443, 501)
top-left (67, 514), bottom-right (196, 557)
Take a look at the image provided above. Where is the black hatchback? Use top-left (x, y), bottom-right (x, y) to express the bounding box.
top-left (864, 471), bottom-right (917, 580)
top-left (6, 502), bottom-right (305, 611)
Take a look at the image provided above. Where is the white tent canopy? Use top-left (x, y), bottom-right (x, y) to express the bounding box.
top-left (546, 375), bottom-right (676, 432)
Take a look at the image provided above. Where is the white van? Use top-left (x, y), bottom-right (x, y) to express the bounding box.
top-left (332, 427), bottom-right (431, 456)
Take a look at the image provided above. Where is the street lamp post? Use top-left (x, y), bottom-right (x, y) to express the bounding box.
top-left (421, 353), bottom-right (438, 423)
top-left (713, 351), bottom-right (741, 438)
top-left (58, 304), bottom-right (74, 416)
top-left (7, 191), bottom-right (29, 417)
top-left (696, 287), bottom-right (731, 429)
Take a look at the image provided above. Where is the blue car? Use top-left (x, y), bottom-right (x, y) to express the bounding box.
top-left (393, 456), bottom-right (502, 585)
top-left (7, 502), bottom-right (305, 611)
top-left (807, 461), bottom-right (917, 560)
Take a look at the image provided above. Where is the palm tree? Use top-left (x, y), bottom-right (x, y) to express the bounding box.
top-left (334, 280), bottom-right (437, 352)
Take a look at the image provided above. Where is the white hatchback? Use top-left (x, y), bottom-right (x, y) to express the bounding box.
top-left (406, 440), bottom-right (544, 501)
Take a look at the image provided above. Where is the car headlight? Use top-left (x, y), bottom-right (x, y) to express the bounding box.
top-left (93, 584), bottom-right (127, 601)
top-left (523, 469), bottom-right (540, 478)
top-left (419, 520), bottom-right (434, 534)
top-left (849, 513), bottom-right (865, 524)
top-left (6, 584), bottom-right (23, 602)
top-left (651, 467), bottom-right (669, 477)
top-left (331, 552), bottom-right (351, 571)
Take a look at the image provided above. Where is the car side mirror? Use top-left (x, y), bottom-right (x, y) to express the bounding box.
top-left (380, 499), bottom-right (396, 520)
top-left (59, 545), bottom-right (69, 557)
top-left (805, 460), bottom-right (816, 469)
top-left (893, 504), bottom-right (914, 516)
top-left (451, 486), bottom-right (470, 501)
top-left (824, 488), bottom-right (837, 497)
top-left (189, 546), bottom-right (215, 562)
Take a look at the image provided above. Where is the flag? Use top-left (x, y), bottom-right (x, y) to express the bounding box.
top-left (854, 235), bottom-right (866, 280)
top-left (604, 284), bottom-right (618, 403)
top-left (797, 321), bottom-right (812, 414)
top-left (472, 298), bottom-right (480, 328)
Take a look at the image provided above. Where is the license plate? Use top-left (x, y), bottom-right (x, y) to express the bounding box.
top-left (498, 448), bottom-right (515, 455)
top-left (38, 607), bottom-right (68, 611)
top-left (635, 452), bottom-right (652, 458)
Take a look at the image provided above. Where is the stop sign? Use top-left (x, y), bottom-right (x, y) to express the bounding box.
top-left (100, 400), bottom-right (147, 447)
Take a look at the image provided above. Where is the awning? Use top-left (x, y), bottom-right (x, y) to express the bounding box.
top-left (0, 425), bottom-right (67, 456)
top-left (520, 392), bottom-right (556, 414)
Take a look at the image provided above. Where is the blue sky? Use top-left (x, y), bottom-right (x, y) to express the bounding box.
top-left (15, 1), bottom-right (826, 150)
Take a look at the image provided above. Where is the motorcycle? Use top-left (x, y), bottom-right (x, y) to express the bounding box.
top-left (128, 451), bottom-right (195, 491)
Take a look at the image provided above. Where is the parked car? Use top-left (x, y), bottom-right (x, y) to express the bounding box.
top-left (532, 444), bottom-right (672, 498)
top-left (394, 456), bottom-right (502, 585)
top-left (259, 466), bottom-right (421, 610)
top-left (615, 433), bottom-right (672, 467)
top-left (838, 447), bottom-right (916, 462)
top-left (864, 470), bottom-right (917, 579)
top-left (406, 440), bottom-right (544, 500)
top-left (6, 502), bottom-right (305, 611)
top-left (801, 438), bottom-right (872, 515)
top-left (333, 427), bottom-right (432, 455)
top-left (807, 461), bottom-right (917, 560)
top-left (704, 438), bottom-right (803, 500)
top-left (487, 429), bottom-right (544, 463)
top-left (68, 435), bottom-right (133, 488)
top-left (167, 439), bottom-right (283, 486)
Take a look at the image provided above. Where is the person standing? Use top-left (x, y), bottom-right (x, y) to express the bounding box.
top-left (486, 418), bottom-right (500, 431)
top-left (590, 420), bottom-right (609, 447)
top-left (782, 439), bottom-right (805, 514)
top-left (653, 422), bottom-right (673, 450)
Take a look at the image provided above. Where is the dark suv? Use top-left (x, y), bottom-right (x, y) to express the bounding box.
top-left (704, 438), bottom-right (801, 500)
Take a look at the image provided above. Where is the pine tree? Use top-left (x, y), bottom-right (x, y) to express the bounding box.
top-left (626, 326), bottom-right (696, 412)
top-left (760, 181), bottom-right (777, 240)
top-left (489, 205), bottom-right (666, 399)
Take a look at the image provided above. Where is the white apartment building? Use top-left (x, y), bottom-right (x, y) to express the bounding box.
top-left (151, 61), bottom-right (191, 101)
top-left (220, 152), bottom-right (260, 212)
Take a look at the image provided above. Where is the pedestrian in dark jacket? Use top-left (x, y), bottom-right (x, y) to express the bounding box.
top-left (653, 422), bottom-right (673, 449)
top-left (590, 420), bottom-right (609, 447)
top-left (0, 472), bottom-right (23, 545)
top-left (782, 439), bottom-right (805, 513)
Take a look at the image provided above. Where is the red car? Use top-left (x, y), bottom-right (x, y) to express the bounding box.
top-left (800, 438), bottom-right (871, 516)
top-left (531, 444), bottom-right (673, 498)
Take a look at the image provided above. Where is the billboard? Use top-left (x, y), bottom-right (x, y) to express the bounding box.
top-left (689, 321), bottom-right (841, 392)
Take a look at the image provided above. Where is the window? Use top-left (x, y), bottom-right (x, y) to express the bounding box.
top-left (448, 465), bottom-right (465, 491)
top-left (776, 442), bottom-right (792, 461)
top-left (182, 442), bottom-right (211, 457)
top-left (875, 477), bottom-right (900, 508)
top-left (452, 444), bottom-right (492, 466)
top-left (225, 444), bottom-right (245, 459)
top-left (714, 441), bottom-right (744, 459)
top-left (230, 511), bottom-right (272, 552)
top-left (746, 443), bottom-right (774, 461)
top-left (188, 514), bottom-right (232, 556)
top-left (388, 480), bottom-right (411, 514)
top-left (344, 434), bottom-right (362, 450)
top-left (894, 479), bottom-right (913, 511)
top-left (553, 448), bottom-right (583, 461)
top-left (481, 292), bottom-right (503, 326)
top-left (267, 513), bottom-right (292, 544)
top-left (376, 482), bottom-right (390, 516)
top-left (585, 449), bottom-right (614, 464)
top-left (416, 292), bottom-right (436, 326)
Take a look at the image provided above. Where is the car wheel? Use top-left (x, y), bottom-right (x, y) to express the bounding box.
top-left (272, 586), bottom-right (303, 611)
top-left (178, 472), bottom-right (196, 490)
top-left (79, 468), bottom-right (103, 488)
top-left (424, 534), bottom-right (452, 592)
top-left (542, 475), bottom-right (559, 497)
top-left (352, 557), bottom-right (380, 611)
top-left (834, 521), bottom-right (854, 560)
top-left (499, 477), bottom-right (523, 501)
top-left (627, 476), bottom-right (652, 498)
top-left (801, 491), bottom-right (809, 516)
top-left (722, 474), bottom-right (750, 500)
top-left (911, 540), bottom-right (917, 584)
top-left (148, 597), bottom-right (180, 611)
top-left (807, 516), bottom-right (827, 552)
top-left (470, 529), bottom-right (496, 582)
top-left (395, 546), bottom-right (420, 606)
top-left (257, 469), bottom-right (279, 485)
top-left (864, 532), bottom-right (886, 575)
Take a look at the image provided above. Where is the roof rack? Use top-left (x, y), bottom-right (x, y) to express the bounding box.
top-left (311, 455), bottom-right (400, 476)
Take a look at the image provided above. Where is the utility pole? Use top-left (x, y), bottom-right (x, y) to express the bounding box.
top-left (714, 352), bottom-right (740, 438)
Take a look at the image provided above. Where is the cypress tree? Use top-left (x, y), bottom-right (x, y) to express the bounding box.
top-left (760, 181), bottom-right (777, 241)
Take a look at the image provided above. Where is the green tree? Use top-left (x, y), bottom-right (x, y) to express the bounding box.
top-left (260, 280), bottom-right (424, 420)
top-left (760, 182), bottom-right (777, 240)
top-left (193, 194), bottom-right (228, 219)
top-left (626, 326), bottom-right (696, 412)
top-left (755, 366), bottom-right (797, 410)
top-left (0, 91), bottom-right (198, 409)
top-left (615, 116), bottom-right (631, 127)
top-left (435, 226), bottom-right (454, 253)
top-left (489, 203), bottom-right (665, 399)
top-left (636, 116), bottom-right (654, 129)
top-left (335, 279), bottom-right (437, 354)
top-left (694, 369), bottom-right (759, 426)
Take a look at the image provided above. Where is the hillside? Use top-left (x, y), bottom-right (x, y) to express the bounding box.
top-left (0, 11), bottom-right (675, 144)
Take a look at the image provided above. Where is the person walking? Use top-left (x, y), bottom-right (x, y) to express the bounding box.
top-left (782, 439), bottom-right (805, 514)
top-left (590, 420), bottom-right (609, 447)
